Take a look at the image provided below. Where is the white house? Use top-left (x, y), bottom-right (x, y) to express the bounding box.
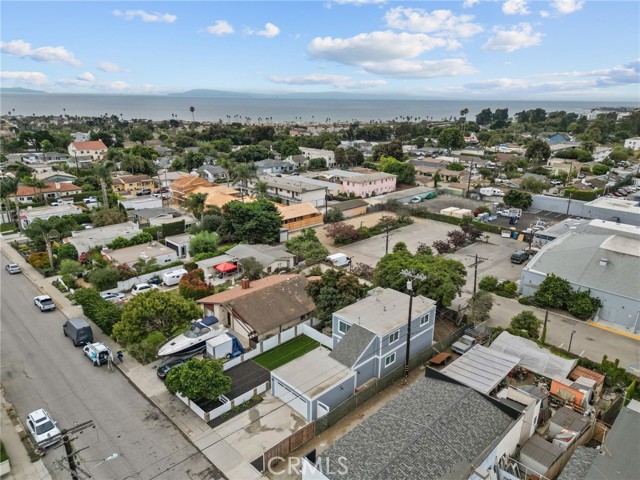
top-left (624, 137), bottom-right (640, 151)
top-left (67, 140), bottom-right (108, 161)
top-left (64, 222), bottom-right (140, 257)
top-left (102, 241), bottom-right (178, 268)
top-left (299, 147), bottom-right (336, 168)
top-left (247, 175), bottom-right (327, 207)
top-left (20, 204), bottom-right (83, 229)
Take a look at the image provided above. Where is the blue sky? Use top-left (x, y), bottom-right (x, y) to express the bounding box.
top-left (1, 0), bottom-right (639, 100)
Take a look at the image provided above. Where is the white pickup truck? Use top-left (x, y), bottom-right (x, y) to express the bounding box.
top-left (451, 335), bottom-right (477, 355)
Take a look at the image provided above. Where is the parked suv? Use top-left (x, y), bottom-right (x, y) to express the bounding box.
top-left (136, 189), bottom-right (152, 196)
top-left (510, 251), bottom-right (530, 264)
top-left (26, 409), bottom-right (61, 449)
top-left (131, 283), bottom-right (159, 296)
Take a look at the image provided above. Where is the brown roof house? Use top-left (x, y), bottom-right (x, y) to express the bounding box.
top-left (197, 274), bottom-right (315, 344)
top-left (170, 175), bottom-right (213, 204)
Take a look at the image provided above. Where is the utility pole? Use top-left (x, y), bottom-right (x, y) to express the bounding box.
top-left (60, 420), bottom-right (95, 480)
top-left (466, 164), bottom-right (473, 198)
top-left (400, 269), bottom-right (427, 381)
top-left (385, 224), bottom-right (391, 255)
top-left (74, 151), bottom-right (80, 175)
top-left (466, 254), bottom-right (488, 295)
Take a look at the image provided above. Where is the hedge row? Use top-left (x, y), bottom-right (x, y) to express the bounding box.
top-left (563, 189), bottom-right (601, 201)
top-left (74, 288), bottom-right (122, 335)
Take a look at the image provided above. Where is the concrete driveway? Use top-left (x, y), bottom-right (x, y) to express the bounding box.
top-left (214, 393), bottom-right (307, 464)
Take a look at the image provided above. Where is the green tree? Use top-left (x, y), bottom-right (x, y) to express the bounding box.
top-left (324, 221), bottom-right (360, 244)
top-left (378, 156), bottom-right (415, 185)
top-left (324, 208), bottom-right (345, 224)
top-left (87, 267), bottom-right (120, 291)
top-left (0, 176), bottom-right (19, 228)
top-left (525, 140), bottom-right (551, 164)
top-left (189, 231), bottom-right (220, 256)
top-left (520, 176), bottom-right (550, 193)
top-left (467, 291), bottom-right (493, 324)
top-left (165, 358), bottom-right (231, 401)
top-left (534, 273), bottom-right (573, 309)
top-left (372, 140), bottom-right (404, 161)
top-left (567, 290), bottom-right (602, 320)
top-left (178, 269), bottom-right (214, 300)
top-left (274, 138), bottom-right (301, 158)
top-left (113, 290), bottom-right (200, 345)
top-left (306, 269), bottom-right (368, 324)
top-left (478, 275), bottom-right (499, 292)
top-left (285, 228), bottom-right (329, 265)
top-left (92, 207), bottom-right (127, 227)
top-left (509, 311), bottom-right (542, 339)
top-left (437, 127), bottom-right (465, 150)
top-left (129, 126), bottom-right (153, 144)
top-left (591, 163), bottom-right (609, 175)
top-left (57, 243), bottom-right (78, 262)
top-left (59, 259), bottom-right (84, 277)
top-left (373, 245), bottom-right (466, 307)
top-left (183, 192), bottom-right (208, 221)
top-left (218, 199), bottom-right (282, 244)
top-left (109, 236), bottom-right (131, 250)
top-left (503, 190), bottom-right (533, 209)
top-left (239, 256), bottom-right (263, 280)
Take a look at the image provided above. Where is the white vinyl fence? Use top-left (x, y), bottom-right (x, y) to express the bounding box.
top-left (205, 381), bottom-right (270, 422)
top-left (101, 265), bottom-right (186, 293)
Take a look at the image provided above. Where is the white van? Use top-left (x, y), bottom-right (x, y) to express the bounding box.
top-left (162, 268), bottom-right (188, 286)
top-left (326, 253), bottom-right (351, 268)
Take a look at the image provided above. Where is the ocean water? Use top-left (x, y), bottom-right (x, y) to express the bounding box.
top-left (1, 93), bottom-right (637, 123)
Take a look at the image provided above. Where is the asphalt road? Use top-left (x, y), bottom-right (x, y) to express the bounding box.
top-left (0, 253), bottom-right (218, 480)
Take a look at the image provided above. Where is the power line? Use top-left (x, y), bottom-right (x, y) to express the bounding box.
top-left (466, 254), bottom-right (488, 295)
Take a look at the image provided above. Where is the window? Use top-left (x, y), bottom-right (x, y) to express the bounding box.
top-left (389, 330), bottom-right (399, 344)
top-left (420, 314), bottom-right (429, 326)
top-left (338, 320), bottom-right (350, 335)
top-left (384, 353), bottom-right (396, 367)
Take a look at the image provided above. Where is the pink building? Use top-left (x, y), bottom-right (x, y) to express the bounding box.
top-left (341, 172), bottom-right (397, 197)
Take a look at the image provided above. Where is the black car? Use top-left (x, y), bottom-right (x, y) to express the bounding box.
top-left (156, 357), bottom-right (187, 380)
top-left (136, 189), bottom-right (152, 196)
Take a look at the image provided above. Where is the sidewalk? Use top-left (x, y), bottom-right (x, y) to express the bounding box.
top-left (1, 389), bottom-right (52, 480)
top-left (1, 240), bottom-right (264, 480)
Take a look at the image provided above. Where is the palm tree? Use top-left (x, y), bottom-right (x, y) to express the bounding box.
top-left (459, 108), bottom-right (469, 138)
top-left (232, 163), bottom-right (257, 201)
top-left (23, 218), bottom-right (61, 270)
top-left (217, 157), bottom-right (236, 187)
top-left (94, 164), bottom-right (111, 207)
top-left (184, 192), bottom-right (208, 222)
top-left (254, 181), bottom-right (269, 199)
top-left (0, 177), bottom-right (18, 225)
top-left (190, 106), bottom-right (195, 122)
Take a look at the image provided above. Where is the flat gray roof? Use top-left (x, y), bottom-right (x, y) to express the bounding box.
top-left (106, 242), bottom-right (176, 264)
top-left (258, 175), bottom-right (326, 192)
top-left (70, 221), bottom-right (139, 241)
top-left (272, 347), bottom-right (354, 399)
top-left (441, 345), bottom-right (520, 395)
top-left (334, 287), bottom-right (436, 336)
top-left (525, 232), bottom-right (640, 299)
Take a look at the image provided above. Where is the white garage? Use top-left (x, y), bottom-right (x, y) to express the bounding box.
top-left (271, 347), bottom-right (356, 422)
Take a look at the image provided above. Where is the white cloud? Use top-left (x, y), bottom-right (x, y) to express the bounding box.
top-left (539, 10), bottom-right (550, 17)
top-left (551, 0), bottom-right (585, 14)
top-left (361, 58), bottom-right (477, 78)
top-left (97, 61), bottom-right (127, 73)
top-left (384, 7), bottom-right (483, 38)
top-left (76, 72), bottom-right (95, 82)
top-left (207, 20), bottom-right (234, 36)
top-left (247, 22), bottom-right (280, 38)
top-left (112, 9), bottom-right (176, 23)
top-left (482, 23), bottom-right (543, 52)
top-left (309, 31), bottom-right (454, 64)
top-left (0, 39), bottom-right (80, 66)
top-left (463, 0), bottom-right (480, 8)
top-left (0, 71), bottom-right (49, 86)
top-left (269, 74), bottom-right (385, 89)
top-left (463, 60), bottom-right (640, 94)
top-left (502, 0), bottom-right (530, 15)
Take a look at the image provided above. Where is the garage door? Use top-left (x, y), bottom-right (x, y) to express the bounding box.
top-left (274, 381), bottom-right (308, 419)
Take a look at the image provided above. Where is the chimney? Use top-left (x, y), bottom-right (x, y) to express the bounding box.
top-left (55, 182), bottom-right (61, 190)
top-left (599, 258), bottom-right (608, 267)
top-left (241, 277), bottom-right (250, 290)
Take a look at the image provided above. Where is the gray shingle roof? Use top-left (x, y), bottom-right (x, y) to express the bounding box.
top-left (521, 435), bottom-right (564, 469)
top-left (329, 324), bottom-right (375, 368)
top-left (225, 244), bottom-right (293, 269)
top-left (557, 447), bottom-right (598, 480)
top-left (550, 407), bottom-right (590, 434)
top-left (319, 377), bottom-right (515, 480)
top-left (330, 199), bottom-right (369, 212)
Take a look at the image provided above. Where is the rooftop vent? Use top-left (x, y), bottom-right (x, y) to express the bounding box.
top-left (599, 258), bottom-right (608, 267)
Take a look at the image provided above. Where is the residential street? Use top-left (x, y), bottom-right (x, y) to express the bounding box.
top-left (0, 252), bottom-right (217, 480)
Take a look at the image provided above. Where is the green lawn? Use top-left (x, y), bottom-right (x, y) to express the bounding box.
top-left (253, 335), bottom-right (320, 370)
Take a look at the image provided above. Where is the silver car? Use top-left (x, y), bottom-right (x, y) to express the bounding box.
top-left (5, 263), bottom-right (21, 274)
top-left (26, 409), bottom-right (61, 449)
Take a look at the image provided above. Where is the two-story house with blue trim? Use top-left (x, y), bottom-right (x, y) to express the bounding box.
top-left (330, 286), bottom-right (436, 388)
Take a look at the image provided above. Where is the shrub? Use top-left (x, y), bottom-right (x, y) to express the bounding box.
top-left (74, 287), bottom-right (122, 335)
top-left (109, 236), bottom-right (132, 250)
top-left (567, 290), bottom-right (602, 320)
top-left (479, 275), bottom-right (499, 292)
top-left (60, 259), bottom-right (84, 277)
top-left (126, 331), bottom-right (165, 364)
top-left (496, 280), bottom-right (518, 298)
top-left (184, 261), bottom-right (198, 271)
top-left (57, 243), bottom-right (78, 262)
top-left (534, 273), bottom-right (572, 309)
top-left (324, 222), bottom-right (360, 245)
top-left (28, 251), bottom-right (50, 269)
top-left (130, 231), bottom-right (154, 245)
top-left (116, 264), bottom-right (137, 280)
top-left (518, 297), bottom-right (533, 306)
top-left (509, 311), bottom-right (542, 340)
top-left (88, 267), bottom-right (120, 291)
top-left (61, 274), bottom-right (76, 289)
top-left (178, 268), bottom-right (214, 300)
top-left (432, 240), bottom-right (451, 254)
